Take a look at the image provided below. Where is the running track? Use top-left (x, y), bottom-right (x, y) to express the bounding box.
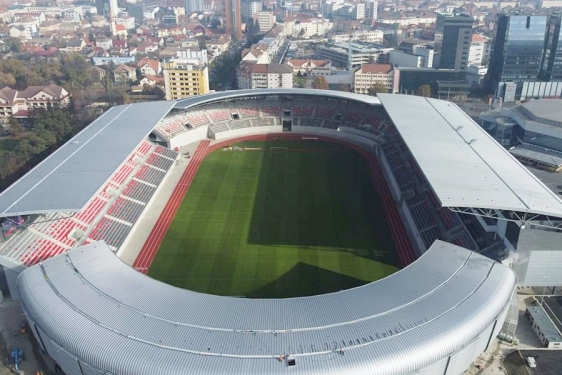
top-left (133, 135), bottom-right (416, 273)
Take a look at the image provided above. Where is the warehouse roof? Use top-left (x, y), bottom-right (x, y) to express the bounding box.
top-left (18, 240), bottom-right (516, 375)
top-left (378, 94), bottom-right (562, 218)
top-left (0, 101), bottom-right (175, 218)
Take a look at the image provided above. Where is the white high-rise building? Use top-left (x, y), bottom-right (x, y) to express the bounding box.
top-left (109, 0), bottom-right (118, 18)
top-left (241, 0), bottom-right (262, 20)
top-left (184, 0), bottom-right (204, 14)
top-left (365, 0), bottom-right (377, 19)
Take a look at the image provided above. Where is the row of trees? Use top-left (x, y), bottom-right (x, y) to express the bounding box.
top-left (0, 109), bottom-right (77, 187)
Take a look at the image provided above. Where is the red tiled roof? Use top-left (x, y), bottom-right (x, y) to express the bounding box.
top-left (359, 64), bottom-right (393, 74)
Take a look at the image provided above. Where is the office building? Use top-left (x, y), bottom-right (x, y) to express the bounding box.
top-left (365, 0), bottom-right (377, 19)
top-left (317, 41), bottom-right (394, 68)
top-left (353, 63), bottom-right (398, 94)
top-left (163, 60), bottom-right (209, 100)
top-left (487, 14), bottom-right (548, 100)
top-left (241, 0), bottom-right (261, 20)
top-left (540, 14), bottom-right (562, 81)
top-left (184, 0), bottom-right (204, 14)
top-left (109, 0), bottom-right (118, 18)
top-left (254, 11), bottom-right (275, 33)
top-left (226, 0), bottom-right (242, 40)
top-left (434, 13), bottom-right (473, 70)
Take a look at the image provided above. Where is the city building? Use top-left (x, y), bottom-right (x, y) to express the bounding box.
top-left (138, 58), bottom-right (162, 76)
top-left (113, 65), bottom-right (136, 83)
top-left (331, 30), bottom-right (384, 44)
top-left (365, 0), bottom-right (377, 19)
top-left (163, 60), bottom-right (209, 100)
top-left (434, 13), bottom-right (474, 71)
top-left (241, 0), bottom-right (261, 20)
top-left (479, 98), bottom-right (562, 152)
top-left (487, 14), bottom-right (556, 101)
top-left (184, 0), bottom-right (203, 14)
top-left (539, 14), bottom-right (562, 82)
top-left (286, 59), bottom-right (331, 76)
top-left (353, 64), bottom-right (399, 94)
top-left (466, 65), bottom-right (488, 88)
top-left (109, 0), bottom-right (118, 18)
top-left (468, 34), bottom-right (491, 66)
top-left (254, 11), bottom-right (274, 33)
top-left (225, 0), bottom-right (242, 40)
top-left (352, 3), bottom-right (365, 20)
top-left (284, 16), bottom-right (334, 38)
top-left (237, 62), bottom-right (293, 89)
top-left (525, 304), bottom-right (562, 349)
top-left (0, 85), bottom-right (70, 121)
top-left (389, 50), bottom-right (433, 68)
top-left (317, 41), bottom-right (394, 68)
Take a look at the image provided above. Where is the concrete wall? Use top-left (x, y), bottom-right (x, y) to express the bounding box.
top-left (214, 126), bottom-right (283, 140)
top-left (169, 125), bottom-right (209, 149)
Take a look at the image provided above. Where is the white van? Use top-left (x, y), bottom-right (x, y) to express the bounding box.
top-left (527, 356), bottom-right (536, 368)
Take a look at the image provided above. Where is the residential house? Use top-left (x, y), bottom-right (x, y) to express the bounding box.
top-left (64, 38), bottom-right (86, 52)
top-left (287, 59), bottom-right (332, 76)
top-left (139, 74), bottom-right (164, 87)
top-left (96, 37), bottom-right (113, 50)
top-left (113, 64), bottom-right (136, 83)
top-left (138, 58), bottom-right (162, 76)
top-left (0, 84), bottom-right (70, 121)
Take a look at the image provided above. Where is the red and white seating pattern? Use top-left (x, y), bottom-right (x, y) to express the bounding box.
top-left (208, 110), bottom-right (231, 122)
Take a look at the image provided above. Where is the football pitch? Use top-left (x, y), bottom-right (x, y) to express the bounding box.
top-left (148, 140), bottom-right (400, 298)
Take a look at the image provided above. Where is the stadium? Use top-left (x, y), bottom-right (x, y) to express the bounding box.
top-left (2, 89), bottom-right (562, 374)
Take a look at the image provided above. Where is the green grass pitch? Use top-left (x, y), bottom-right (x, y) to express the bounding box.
top-left (148, 140), bottom-right (400, 298)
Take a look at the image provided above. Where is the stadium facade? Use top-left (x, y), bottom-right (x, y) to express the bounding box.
top-left (0, 89), bottom-right (561, 374)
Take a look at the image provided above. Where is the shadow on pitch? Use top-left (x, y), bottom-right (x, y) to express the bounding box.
top-left (246, 261), bottom-right (367, 299)
top-left (245, 140), bottom-right (398, 265)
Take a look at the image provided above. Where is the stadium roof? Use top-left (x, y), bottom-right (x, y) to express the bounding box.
top-left (173, 89), bottom-right (381, 110)
top-left (378, 94), bottom-right (562, 218)
top-left (0, 101), bottom-right (175, 218)
top-left (18, 240), bottom-right (516, 375)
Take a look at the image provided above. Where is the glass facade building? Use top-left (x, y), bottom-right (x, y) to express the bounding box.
top-left (540, 15), bottom-right (562, 81)
top-left (434, 13), bottom-right (474, 71)
top-left (487, 14), bottom-right (562, 100)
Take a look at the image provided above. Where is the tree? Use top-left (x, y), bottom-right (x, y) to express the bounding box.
top-left (5, 37), bottom-right (22, 53)
top-left (254, 19), bottom-right (260, 34)
top-left (367, 83), bottom-right (387, 96)
top-left (311, 76), bottom-right (329, 90)
top-left (294, 76), bottom-right (306, 88)
top-left (417, 84), bottom-right (431, 97)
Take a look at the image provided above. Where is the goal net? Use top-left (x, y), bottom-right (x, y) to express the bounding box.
top-left (270, 147), bottom-right (288, 153)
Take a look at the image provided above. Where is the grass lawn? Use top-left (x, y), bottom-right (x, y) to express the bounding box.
top-left (148, 140), bottom-right (399, 298)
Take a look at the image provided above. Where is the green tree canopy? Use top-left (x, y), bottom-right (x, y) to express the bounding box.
top-left (417, 84), bottom-right (431, 97)
top-left (367, 83), bottom-right (387, 96)
top-left (311, 76), bottom-right (329, 90)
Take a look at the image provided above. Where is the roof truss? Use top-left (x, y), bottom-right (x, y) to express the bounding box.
top-left (449, 207), bottom-right (562, 231)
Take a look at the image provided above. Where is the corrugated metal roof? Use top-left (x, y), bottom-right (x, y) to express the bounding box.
top-left (509, 144), bottom-right (562, 168)
top-left (378, 94), bottom-right (562, 218)
top-left (0, 101), bottom-right (175, 218)
top-left (173, 89), bottom-right (381, 110)
top-left (17, 240), bottom-right (516, 375)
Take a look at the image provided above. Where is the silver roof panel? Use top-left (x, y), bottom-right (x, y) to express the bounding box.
top-left (378, 94), bottom-right (562, 218)
top-left (173, 89), bottom-right (381, 110)
top-left (0, 101), bottom-right (175, 217)
top-left (17, 240), bottom-right (516, 375)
